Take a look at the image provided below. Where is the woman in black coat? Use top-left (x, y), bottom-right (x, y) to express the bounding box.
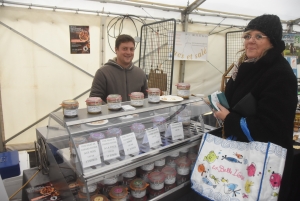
top-left (214, 14), bottom-right (298, 201)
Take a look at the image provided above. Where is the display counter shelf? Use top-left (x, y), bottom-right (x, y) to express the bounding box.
top-left (36, 97), bottom-right (214, 200)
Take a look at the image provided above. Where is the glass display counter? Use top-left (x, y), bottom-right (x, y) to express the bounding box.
top-left (36, 97), bottom-right (215, 201)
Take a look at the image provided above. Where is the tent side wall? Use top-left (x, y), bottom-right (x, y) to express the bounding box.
top-left (0, 6), bottom-right (235, 150)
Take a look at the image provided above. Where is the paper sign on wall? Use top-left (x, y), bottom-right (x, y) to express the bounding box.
top-left (174, 31), bottom-right (208, 61)
top-left (78, 141), bottom-right (101, 168)
top-left (100, 137), bottom-right (120, 161)
top-left (120, 132), bottom-right (139, 155)
top-left (144, 127), bottom-right (162, 148)
top-left (170, 122), bottom-right (184, 141)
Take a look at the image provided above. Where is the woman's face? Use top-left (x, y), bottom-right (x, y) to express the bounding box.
top-left (243, 30), bottom-right (273, 59)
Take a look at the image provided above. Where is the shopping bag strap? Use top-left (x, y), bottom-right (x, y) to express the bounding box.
top-left (240, 117), bottom-right (254, 142)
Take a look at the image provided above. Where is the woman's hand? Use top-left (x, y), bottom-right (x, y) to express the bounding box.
top-left (213, 102), bottom-right (230, 121)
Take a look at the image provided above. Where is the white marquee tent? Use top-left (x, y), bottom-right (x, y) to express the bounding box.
top-left (0, 0), bottom-right (299, 151)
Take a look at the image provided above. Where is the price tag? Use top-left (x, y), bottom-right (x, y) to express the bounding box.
top-left (78, 141), bottom-right (101, 168)
top-left (146, 127), bottom-right (162, 148)
top-left (100, 137), bottom-right (120, 161)
top-left (170, 122), bottom-right (184, 141)
top-left (120, 132), bottom-right (140, 155)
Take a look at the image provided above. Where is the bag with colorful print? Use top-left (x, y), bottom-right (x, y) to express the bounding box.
top-left (191, 133), bottom-right (286, 201)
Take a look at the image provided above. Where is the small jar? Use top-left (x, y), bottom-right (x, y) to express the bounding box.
top-left (122, 169), bottom-right (137, 186)
top-left (86, 97), bottom-right (102, 114)
top-left (109, 186), bottom-right (128, 201)
top-left (179, 148), bottom-right (189, 157)
top-left (107, 94), bottom-right (122, 111)
top-left (138, 169), bottom-right (153, 183)
top-left (91, 194), bottom-right (109, 201)
top-left (161, 166), bottom-right (177, 185)
top-left (88, 132), bottom-right (106, 142)
top-left (148, 88), bottom-right (160, 103)
top-left (176, 83), bottom-right (190, 99)
top-left (78, 182), bottom-right (98, 199)
top-left (141, 162), bottom-right (154, 171)
top-left (131, 123), bottom-right (146, 140)
top-left (188, 152), bottom-right (198, 171)
top-left (154, 158), bottom-right (166, 171)
top-left (70, 136), bottom-right (88, 156)
top-left (177, 109), bottom-right (191, 126)
top-left (130, 92), bottom-right (144, 107)
top-left (166, 151), bottom-right (179, 168)
top-left (153, 116), bottom-right (166, 132)
top-left (175, 156), bottom-right (192, 176)
top-left (106, 128), bottom-right (122, 138)
top-left (129, 178), bottom-right (149, 199)
top-left (61, 99), bottom-right (79, 118)
top-left (148, 171), bottom-right (166, 190)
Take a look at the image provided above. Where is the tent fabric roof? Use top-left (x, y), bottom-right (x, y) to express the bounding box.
top-left (3, 0), bottom-right (300, 31)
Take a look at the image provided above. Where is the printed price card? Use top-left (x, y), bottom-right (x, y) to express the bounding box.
top-left (170, 122), bottom-right (184, 141)
top-left (100, 137), bottom-right (120, 161)
top-left (146, 127), bottom-right (162, 148)
top-left (78, 141), bottom-right (101, 168)
top-left (120, 132), bottom-right (139, 155)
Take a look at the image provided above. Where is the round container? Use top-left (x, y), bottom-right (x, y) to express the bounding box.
top-left (175, 156), bottom-right (192, 176)
top-left (166, 151), bottom-right (179, 168)
top-left (103, 176), bottom-right (118, 185)
top-left (130, 92), bottom-right (144, 107)
top-left (78, 183), bottom-right (98, 198)
top-left (148, 172), bottom-right (166, 190)
top-left (153, 116), bottom-right (166, 132)
top-left (131, 123), bottom-right (146, 140)
top-left (161, 166), bottom-right (177, 185)
top-left (177, 109), bottom-right (191, 126)
top-left (129, 178), bottom-right (149, 199)
top-left (154, 158), bottom-right (166, 171)
top-left (122, 169), bottom-right (137, 186)
top-left (188, 152), bottom-right (198, 171)
top-left (148, 88), bottom-right (160, 103)
top-left (176, 83), bottom-right (190, 99)
top-left (88, 132), bottom-right (106, 142)
top-left (107, 94), bottom-right (122, 111)
top-left (91, 194), bottom-right (109, 201)
top-left (61, 99), bottom-right (79, 118)
top-left (109, 186), bottom-right (128, 201)
top-left (86, 97), bottom-right (102, 114)
top-left (70, 136), bottom-right (88, 156)
top-left (141, 162), bottom-right (155, 171)
top-left (179, 148), bottom-right (189, 157)
top-left (106, 128), bottom-right (122, 138)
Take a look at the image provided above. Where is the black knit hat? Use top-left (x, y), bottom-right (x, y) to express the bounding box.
top-left (245, 14), bottom-right (282, 47)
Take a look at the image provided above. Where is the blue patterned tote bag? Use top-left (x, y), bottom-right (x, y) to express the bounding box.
top-left (191, 133), bottom-right (286, 201)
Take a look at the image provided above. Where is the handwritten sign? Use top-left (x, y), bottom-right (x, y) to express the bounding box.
top-left (120, 132), bottom-right (139, 155)
top-left (174, 31), bottom-right (208, 61)
top-left (78, 142), bottom-right (101, 168)
top-left (100, 137), bottom-right (120, 161)
top-left (170, 122), bottom-right (184, 141)
top-left (146, 127), bottom-right (162, 148)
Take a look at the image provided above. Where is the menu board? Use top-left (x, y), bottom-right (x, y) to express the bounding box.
top-left (69, 25), bottom-right (90, 54)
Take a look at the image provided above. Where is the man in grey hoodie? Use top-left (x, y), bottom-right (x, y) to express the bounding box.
top-left (90, 34), bottom-right (148, 102)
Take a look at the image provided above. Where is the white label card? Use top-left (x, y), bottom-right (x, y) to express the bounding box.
top-left (120, 132), bottom-right (140, 155)
top-left (100, 137), bottom-right (120, 161)
top-left (78, 141), bottom-right (101, 168)
top-left (146, 127), bottom-right (162, 148)
top-left (170, 122), bottom-right (184, 140)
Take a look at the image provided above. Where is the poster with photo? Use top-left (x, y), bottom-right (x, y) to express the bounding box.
top-left (282, 33), bottom-right (300, 64)
top-left (69, 25), bottom-right (90, 54)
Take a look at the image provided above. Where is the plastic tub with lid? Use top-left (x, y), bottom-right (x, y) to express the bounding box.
top-left (148, 171), bottom-right (166, 190)
top-left (129, 178), bottom-right (149, 199)
top-left (161, 166), bottom-right (177, 184)
top-left (109, 186), bottom-right (128, 201)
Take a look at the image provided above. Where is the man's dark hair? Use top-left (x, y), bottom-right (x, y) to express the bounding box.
top-left (115, 34), bottom-right (135, 49)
